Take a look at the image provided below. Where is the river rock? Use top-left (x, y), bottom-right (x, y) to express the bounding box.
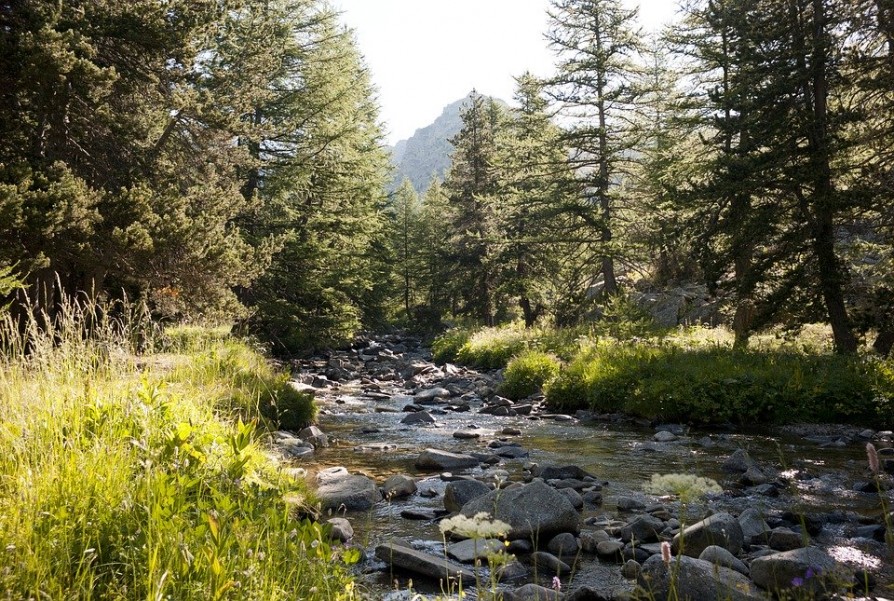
top-left (768, 527), bottom-right (805, 551)
top-left (444, 479), bottom-right (491, 513)
top-left (596, 540), bottom-right (625, 560)
top-left (738, 508), bottom-right (771, 544)
top-left (699, 545), bottom-right (749, 576)
top-left (415, 387), bottom-right (451, 403)
top-left (750, 547), bottom-right (840, 595)
top-left (447, 538), bottom-right (505, 563)
top-left (615, 496), bottom-right (645, 512)
top-left (722, 449), bottom-right (758, 473)
top-left (534, 464), bottom-right (597, 481)
top-left (326, 517), bottom-right (354, 542)
top-left (374, 541), bottom-right (476, 585)
top-left (315, 468), bottom-right (382, 511)
top-left (460, 480), bottom-right (580, 540)
top-left (453, 430), bottom-right (481, 439)
top-left (382, 474), bottom-right (417, 499)
top-left (620, 515), bottom-right (664, 543)
top-left (547, 532), bottom-right (580, 557)
top-left (532, 551), bottom-right (572, 575)
top-left (415, 448), bottom-right (480, 471)
top-left (504, 583), bottom-right (564, 601)
top-left (653, 430), bottom-right (678, 442)
top-left (401, 411), bottom-right (435, 425)
top-left (637, 555), bottom-right (763, 601)
top-left (672, 512), bottom-right (743, 557)
top-left (558, 487), bottom-right (584, 510)
top-left (298, 426), bottom-right (329, 449)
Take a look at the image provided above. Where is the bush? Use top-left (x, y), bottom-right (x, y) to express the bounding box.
top-left (500, 351), bottom-right (562, 400)
top-left (547, 345), bottom-right (894, 426)
top-left (432, 327), bottom-right (473, 364)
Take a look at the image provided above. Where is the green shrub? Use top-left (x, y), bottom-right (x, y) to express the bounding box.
top-left (547, 345), bottom-right (894, 426)
top-left (456, 326), bottom-right (529, 369)
top-left (500, 351), bottom-right (562, 400)
top-left (432, 327), bottom-right (473, 363)
top-left (644, 473), bottom-right (722, 501)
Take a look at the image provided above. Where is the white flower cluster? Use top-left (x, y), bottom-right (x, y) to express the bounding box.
top-left (439, 512), bottom-right (511, 539)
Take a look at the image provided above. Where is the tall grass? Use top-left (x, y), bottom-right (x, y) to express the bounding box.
top-left (0, 299), bottom-right (352, 600)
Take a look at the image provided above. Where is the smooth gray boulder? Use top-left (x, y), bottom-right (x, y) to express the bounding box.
top-left (534, 464), bottom-right (597, 481)
top-left (415, 448), bottom-right (480, 471)
top-left (672, 512), bottom-right (743, 557)
top-left (382, 474), bottom-right (417, 499)
top-left (315, 467), bottom-right (382, 511)
top-left (415, 387), bottom-right (451, 403)
top-left (768, 527), bottom-right (805, 551)
top-left (531, 551), bottom-right (572, 575)
top-left (447, 538), bottom-right (505, 563)
top-left (547, 532), bottom-right (580, 557)
top-left (750, 547), bottom-right (840, 595)
top-left (460, 480), bottom-right (581, 540)
top-left (738, 508), bottom-right (771, 544)
top-left (444, 479), bottom-right (491, 513)
top-left (637, 554), bottom-right (764, 601)
top-left (401, 411), bottom-right (435, 425)
top-left (374, 541), bottom-right (476, 585)
top-left (297, 425), bottom-right (328, 447)
top-left (326, 517), bottom-right (353, 542)
top-left (699, 545), bottom-right (749, 576)
top-left (621, 515), bottom-right (665, 543)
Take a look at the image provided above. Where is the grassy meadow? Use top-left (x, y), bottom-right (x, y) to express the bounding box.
top-left (434, 321), bottom-right (894, 427)
top-left (0, 305), bottom-right (355, 600)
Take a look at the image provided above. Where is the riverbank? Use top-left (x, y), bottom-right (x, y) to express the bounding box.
top-left (0, 315), bottom-right (352, 600)
top-left (286, 333), bottom-right (894, 600)
top-left (432, 323), bottom-right (894, 427)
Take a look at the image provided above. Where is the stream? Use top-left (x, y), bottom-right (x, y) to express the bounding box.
top-left (280, 334), bottom-right (894, 600)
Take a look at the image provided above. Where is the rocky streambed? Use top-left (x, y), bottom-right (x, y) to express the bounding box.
top-left (273, 334), bottom-right (894, 600)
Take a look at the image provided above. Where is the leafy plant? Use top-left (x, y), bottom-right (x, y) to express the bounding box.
top-left (500, 351), bottom-right (562, 400)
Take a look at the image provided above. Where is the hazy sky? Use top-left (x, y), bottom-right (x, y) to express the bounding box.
top-left (332, 0), bottom-right (681, 145)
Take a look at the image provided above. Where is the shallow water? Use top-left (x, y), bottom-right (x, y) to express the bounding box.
top-left (303, 376), bottom-right (893, 598)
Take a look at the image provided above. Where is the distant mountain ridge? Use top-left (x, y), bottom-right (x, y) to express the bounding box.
top-left (388, 92), bottom-right (505, 194)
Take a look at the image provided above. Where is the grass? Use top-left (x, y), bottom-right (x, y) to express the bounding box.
top-left (0, 300), bottom-right (354, 600)
top-left (433, 321), bottom-right (894, 426)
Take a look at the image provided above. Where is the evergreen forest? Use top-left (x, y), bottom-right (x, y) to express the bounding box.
top-left (2, 0), bottom-right (893, 356)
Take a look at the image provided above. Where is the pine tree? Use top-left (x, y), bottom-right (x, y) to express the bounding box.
top-left (545, 0), bottom-right (643, 297)
top-left (442, 92), bottom-right (507, 325)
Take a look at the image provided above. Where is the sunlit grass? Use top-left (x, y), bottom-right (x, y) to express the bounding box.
top-left (0, 300), bottom-right (352, 600)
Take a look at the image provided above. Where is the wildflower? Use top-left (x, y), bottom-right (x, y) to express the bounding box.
top-left (867, 443), bottom-right (880, 476)
top-left (791, 576), bottom-right (804, 587)
top-left (661, 541), bottom-right (672, 564)
top-left (439, 512), bottom-right (510, 539)
top-left (552, 576), bottom-right (562, 591)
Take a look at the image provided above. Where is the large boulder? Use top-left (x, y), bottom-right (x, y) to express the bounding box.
top-left (637, 555), bottom-right (764, 601)
top-left (460, 480), bottom-right (580, 540)
top-left (401, 411), bottom-right (435, 425)
top-left (315, 467), bottom-right (382, 511)
top-left (750, 547), bottom-right (841, 596)
top-left (374, 541), bottom-right (476, 585)
top-left (298, 425), bottom-right (328, 448)
top-left (444, 479), bottom-right (491, 513)
top-left (672, 512), bottom-right (743, 557)
top-left (415, 448), bottom-right (480, 471)
top-left (534, 464), bottom-right (597, 481)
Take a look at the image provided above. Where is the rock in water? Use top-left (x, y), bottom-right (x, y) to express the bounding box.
top-left (374, 541), bottom-right (476, 585)
top-left (315, 468), bottom-right (382, 511)
top-left (750, 547), bottom-right (841, 596)
top-left (460, 480), bottom-right (580, 540)
top-left (415, 448), bottom-right (480, 471)
top-left (444, 479), bottom-right (491, 513)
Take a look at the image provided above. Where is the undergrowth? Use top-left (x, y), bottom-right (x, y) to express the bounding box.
top-left (433, 322), bottom-right (894, 426)
top-left (0, 300), bottom-right (352, 600)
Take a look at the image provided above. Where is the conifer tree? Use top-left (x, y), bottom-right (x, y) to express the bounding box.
top-left (545, 0), bottom-right (643, 297)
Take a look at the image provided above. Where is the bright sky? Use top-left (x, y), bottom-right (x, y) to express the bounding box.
top-left (333, 0), bottom-right (681, 145)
